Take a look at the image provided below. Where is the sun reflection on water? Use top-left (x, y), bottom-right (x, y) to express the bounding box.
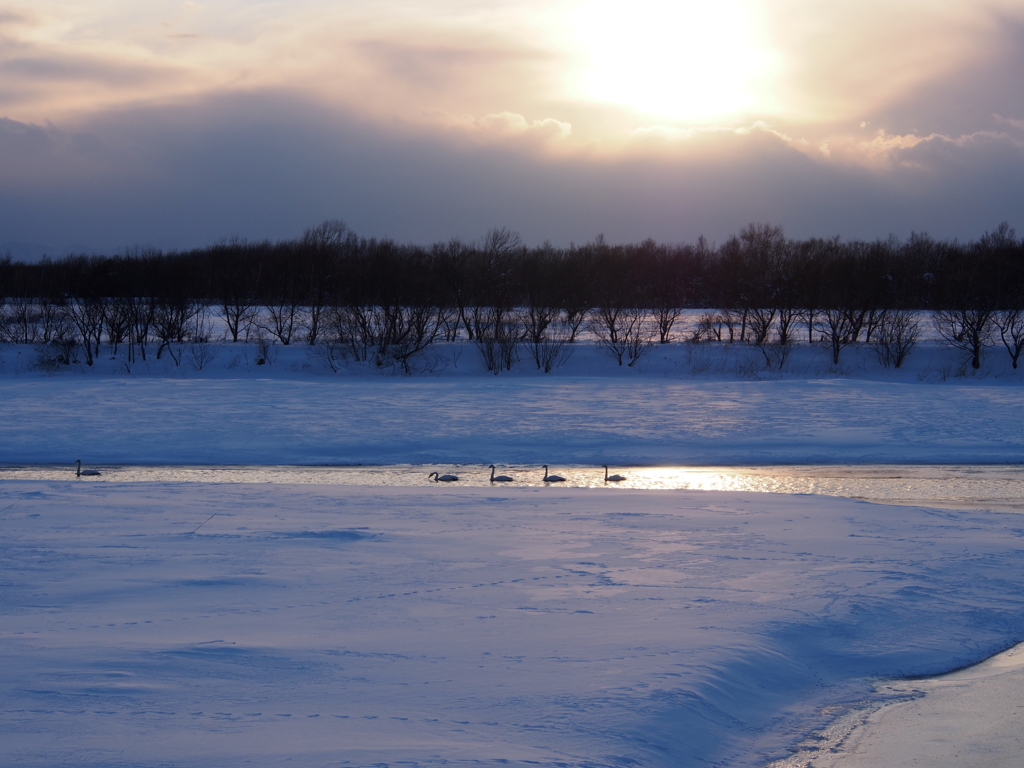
top-left (3, 464), bottom-right (1023, 514)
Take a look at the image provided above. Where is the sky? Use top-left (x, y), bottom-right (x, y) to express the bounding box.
top-left (1, 0), bottom-right (1024, 256)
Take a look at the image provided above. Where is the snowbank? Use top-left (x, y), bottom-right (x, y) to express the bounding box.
top-left (812, 641), bottom-right (1024, 768)
top-left (2, 482), bottom-right (1024, 767)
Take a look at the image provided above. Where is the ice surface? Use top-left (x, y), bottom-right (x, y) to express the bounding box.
top-left (2, 374), bottom-right (1023, 466)
top-left (2, 482), bottom-right (1024, 767)
top-left (1, 336), bottom-right (1022, 467)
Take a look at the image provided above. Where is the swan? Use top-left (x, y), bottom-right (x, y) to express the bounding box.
top-left (489, 465), bottom-right (514, 483)
top-left (603, 465), bottom-right (626, 483)
top-left (429, 471), bottom-right (459, 482)
top-left (541, 465), bottom-right (566, 483)
top-left (75, 460), bottom-right (101, 477)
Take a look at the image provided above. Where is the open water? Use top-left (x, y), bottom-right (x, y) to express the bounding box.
top-left (3, 463), bottom-right (1023, 514)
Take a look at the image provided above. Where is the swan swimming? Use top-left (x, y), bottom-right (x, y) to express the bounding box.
top-left (489, 465), bottom-right (514, 482)
top-left (75, 460), bottom-right (101, 477)
top-left (541, 465), bottom-right (566, 483)
top-left (429, 471), bottom-right (459, 482)
top-left (603, 465), bottom-right (626, 482)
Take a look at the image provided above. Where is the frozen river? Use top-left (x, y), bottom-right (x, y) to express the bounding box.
top-left (4, 462), bottom-right (1024, 514)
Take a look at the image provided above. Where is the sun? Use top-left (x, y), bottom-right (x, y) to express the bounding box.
top-left (564, 0), bottom-right (780, 124)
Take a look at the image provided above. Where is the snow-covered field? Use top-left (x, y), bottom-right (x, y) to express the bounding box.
top-left (3, 482), bottom-right (1024, 768)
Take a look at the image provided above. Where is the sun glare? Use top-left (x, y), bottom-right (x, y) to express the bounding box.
top-left (566, 0), bottom-right (779, 124)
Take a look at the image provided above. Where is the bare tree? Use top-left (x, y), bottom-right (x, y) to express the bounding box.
top-left (389, 304), bottom-right (450, 373)
top-left (261, 297), bottom-right (304, 346)
top-left (37, 297), bottom-right (64, 343)
top-left (746, 307), bottom-right (776, 346)
top-left (301, 220), bottom-right (351, 344)
top-left (816, 308), bottom-right (855, 365)
top-left (930, 236), bottom-right (999, 370)
top-left (320, 242), bottom-right (448, 373)
top-left (115, 295), bottom-right (156, 363)
top-left (691, 312), bottom-right (726, 343)
top-left (995, 309), bottom-right (1024, 369)
top-left (435, 239), bottom-right (475, 340)
top-left (184, 304), bottom-right (217, 370)
top-left (531, 322), bottom-right (574, 373)
top-left (214, 241), bottom-right (263, 342)
top-left (812, 238), bottom-right (876, 365)
top-left (639, 239), bottom-right (686, 344)
top-left (328, 301), bottom-right (448, 373)
top-left (64, 298), bottom-right (106, 366)
top-left (518, 246), bottom-right (572, 371)
top-left (987, 223), bottom-right (1024, 369)
top-left (934, 308), bottom-right (994, 370)
top-left (473, 307), bottom-right (522, 374)
top-left (153, 296), bottom-right (201, 364)
top-left (718, 309), bottom-right (743, 343)
top-left (3, 298), bottom-right (64, 344)
top-left (590, 306), bottom-right (651, 366)
top-left (467, 227), bottom-right (525, 373)
top-left (873, 310), bottom-right (919, 368)
top-left (586, 236), bottom-right (651, 366)
top-left (35, 310), bottom-right (79, 368)
top-left (2, 298), bottom-right (36, 343)
top-left (103, 297), bottom-right (131, 357)
top-left (561, 303), bottom-right (590, 343)
top-left (520, 302), bottom-right (572, 373)
top-left (557, 248), bottom-right (593, 343)
top-left (720, 224), bottom-right (788, 346)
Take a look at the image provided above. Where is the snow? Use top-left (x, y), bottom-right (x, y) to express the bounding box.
top-left (812, 641), bottom-right (1024, 768)
top-left (3, 482), bottom-right (1024, 767)
top-left (4, 332), bottom-right (1024, 766)
top-left (1, 340), bottom-right (1023, 466)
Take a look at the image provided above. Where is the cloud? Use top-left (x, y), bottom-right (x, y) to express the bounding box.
top-left (352, 39), bottom-right (541, 93)
top-left (2, 3), bottom-right (1024, 255)
top-left (464, 112), bottom-right (571, 143)
top-left (0, 8), bottom-right (192, 119)
top-left (995, 115), bottom-right (1024, 131)
top-left (2, 0), bottom-right (1021, 169)
top-left (0, 1), bottom-right (565, 126)
top-left (627, 121), bottom-right (804, 147)
top-left (851, 9), bottom-right (1024, 138)
top-left (759, 0), bottom-right (1024, 120)
top-left (0, 4), bottom-right (42, 27)
top-left (2, 54), bottom-right (176, 86)
top-left (614, 11), bottom-right (1024, 172)
top-left (894, 129), bottom-right (1024, 172)
top-left (0, 89), bottom-right (1022, 258)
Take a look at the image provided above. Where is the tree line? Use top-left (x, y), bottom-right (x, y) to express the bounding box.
top-left (1, 221), bottom-right (1023, 371)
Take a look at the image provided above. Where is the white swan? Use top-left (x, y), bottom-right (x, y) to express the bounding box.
top-left (429, 471), bottom-right (459, 482)
top-left (542, 465), bottom-right (566, 483)
top-left (489, 465), bottom-right (514, 483)
top-left (75, 460), bottom-right (101, 477)
top-left (603, 465), bottom-right (626, 482)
